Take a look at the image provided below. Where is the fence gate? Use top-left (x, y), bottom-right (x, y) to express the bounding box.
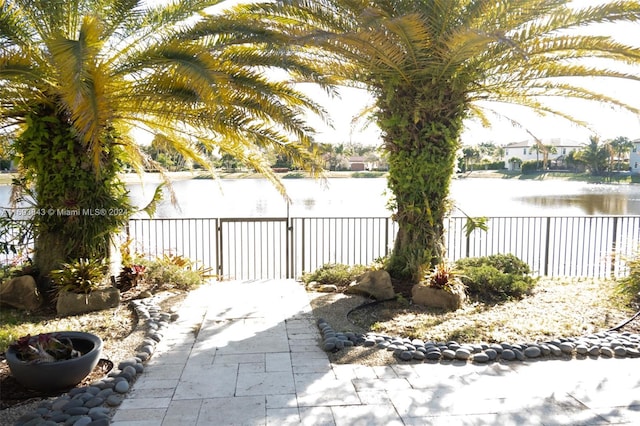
top-left (218, 218), bottom-right (289, 280)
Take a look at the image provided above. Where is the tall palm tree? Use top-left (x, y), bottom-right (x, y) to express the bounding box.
top-left (0, 0), bottom-right (329, 276)
top-left (576, 136), bottom-right (610, 175)
top-left (236, 0), bottom-right (640, 282)
top-left (534, 142), bottom-right (558, 170)
top-left (609, 136), bottom-right (634, 171)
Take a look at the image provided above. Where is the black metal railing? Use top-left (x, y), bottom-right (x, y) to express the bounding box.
top-left (125, 216), bottom-right (640, 281)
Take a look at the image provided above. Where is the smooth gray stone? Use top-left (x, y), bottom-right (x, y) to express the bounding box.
top-left (398, 351), bottom-right (413, 361)
top-left (412, 351), bottom-right (426, 360)
top-left (524, 346), bottom-right (541, 358)
top-left (539, 344), bottom-right (551, 356)
top-left (114, 380), bottom-right (130, 394)
top-left (472, 352), bottom-right (489, 363)
top-left (106, 395), bottom-right (124, 407)
top-left (576, 344), bottom-right (589, 355)
top-left (547, 344), bottom-right (562, 357)
top-left (514, 349), bottom-right (526, 361)
top-left (489, 343), bottom-right (503, 353)
top-left (559, 342), bottom-right (575, 354)
top-left (614, 346), bottom-right (627, 357)
top-left (425, 351), bottom-right (442, 360)
top-left (442, 349), bottom-right (456, 360)
top-left (501, 349), bottom-right (516, 361)
top-left (455, 348), bottom-right (471, 360)
top-left (485, 348), bottom-right (498, 361)
top-left (600, 347), bottom-right (614, 357)
top-left (627, 348), bottom-right (640, 358)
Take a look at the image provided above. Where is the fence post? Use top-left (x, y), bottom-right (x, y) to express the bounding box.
top-left (465, 218), bottom-right (470, 258)
top-left (384, 218), bottom-right (390, 256)
top-left (611, 216), bottom-right (619, 277)
top-left (544, 217), bottom-right (551, 276)
top-left (216, 220), bottom-right (223, 280)
top-left (286, 217), bottom-right (292, 279)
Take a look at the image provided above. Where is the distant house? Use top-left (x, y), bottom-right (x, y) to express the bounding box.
top-left (629, 138), bottom-right (640, 173)
top-left (348, 156), bottom-right (366, 171)
top-left (503, 137), bottom-right (583, 171)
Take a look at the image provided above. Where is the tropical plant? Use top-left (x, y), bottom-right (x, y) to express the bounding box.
top-left (50, 258), bottom-right (109, 295)
top-left (9, 333), bottom-right (80, 364)
top-left (114, 264), bottom-right (146, 293)
top-left (424, 261), bottom-right (464, 294)
top-left (0, 0), bottom-right (329, 277)
top-left (239, 0), bottom-right (640, 283)
top-left (575, 136), bottom-right (610, 175)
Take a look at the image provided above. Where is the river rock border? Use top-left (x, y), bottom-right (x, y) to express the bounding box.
top-left (14, 295), bottom-right (177, 426)
top-left (317, 318), bottom-right (640, 363)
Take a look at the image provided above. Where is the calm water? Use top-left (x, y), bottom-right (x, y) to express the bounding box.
top-left (3, 177), bottom-right (640, 218)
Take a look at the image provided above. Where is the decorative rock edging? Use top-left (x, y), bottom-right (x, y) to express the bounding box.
top-left (317, 318), bottom-right (640, 363)
top-left (13, 295), bottom-right (178, 426)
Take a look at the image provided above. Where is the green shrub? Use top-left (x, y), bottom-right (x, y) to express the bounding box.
top-left (282, 171), bottom-right (305, 179)
top-left (142, 254), bottom-right (211, 290)
top-left (617, 253), bottom-right (640, 301)
top-left (352, 171), bottom-right (385, 178)
top-left (455, 254), bottom-right (536, 303)
top-left (521, 160), bottom-right (544, 174)
top-left (301, 263), bottom-right (368, 286)
top-left (456, 253), bottom-right (531, 275)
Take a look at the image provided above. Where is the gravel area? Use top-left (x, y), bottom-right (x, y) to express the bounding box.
top-left (306, 278), bottom-right (640, 366)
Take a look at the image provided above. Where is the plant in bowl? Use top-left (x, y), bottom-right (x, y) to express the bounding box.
top-left (5, 331), bottom-right (103, 391)
top-left (9, 333), bottom-right (81, 364)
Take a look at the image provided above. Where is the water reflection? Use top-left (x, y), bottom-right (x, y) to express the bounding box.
top-left (517, 193), bottom-right (632, 215)
top-left (3, 177), bottom-right (640, 218)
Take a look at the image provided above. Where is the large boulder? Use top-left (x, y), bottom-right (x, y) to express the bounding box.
top-left (345, 270), bottom-right (395, 300)
top-left (56, 287), bottom-right (120, 316)
top-left (412, 284), bottom-right (466, 311)
top-left (0, 275), bottom-right (43, 312)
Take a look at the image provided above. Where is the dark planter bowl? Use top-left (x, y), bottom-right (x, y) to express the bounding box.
top-left (6, 331), bottom-right (103, 391)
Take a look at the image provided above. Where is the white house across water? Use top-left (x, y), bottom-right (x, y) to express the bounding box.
top-left (628, 138), bottom-right (640, 173)
top-left (502, 137), bottom-right (583, 171)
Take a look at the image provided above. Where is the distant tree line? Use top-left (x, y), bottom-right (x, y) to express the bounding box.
top-left (459, 136), bottom-right (636, 176)
top-left (139, 140), bottom-right (387, 173)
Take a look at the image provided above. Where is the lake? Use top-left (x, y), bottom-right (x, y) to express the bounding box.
top-left (2, 177), bottom-right (640, 218)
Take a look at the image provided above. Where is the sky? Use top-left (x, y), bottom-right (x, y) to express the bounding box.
top-left (147, 0), bottom-right (640, 147)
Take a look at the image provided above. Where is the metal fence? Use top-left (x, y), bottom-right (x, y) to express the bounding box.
top-left (126, 216), bottom-right (640, 280)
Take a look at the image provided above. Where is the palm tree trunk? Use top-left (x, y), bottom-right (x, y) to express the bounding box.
top-left (16, 107), bottom-right (130, 278)
top-left (381, 85), bottom-right (465, 283)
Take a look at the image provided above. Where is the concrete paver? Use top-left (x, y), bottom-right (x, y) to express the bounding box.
top-left (111, 279), bottom-right (640, 425)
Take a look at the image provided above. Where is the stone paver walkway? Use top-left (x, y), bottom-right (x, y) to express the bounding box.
top-left (111, 279), bottom-right (640, 425)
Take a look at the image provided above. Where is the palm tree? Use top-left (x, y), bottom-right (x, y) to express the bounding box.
top-left (538, 143), bottom-right (558, 170)
top-left (575, 136), bottom-right (610, 175)
top-left (462, 146), bottom-right (480, 172)
top-left (608, 136), bottom-right (634, 171)
top-left (0, 0), bottom-right (329, 276)
top-left (238, 0), bottom-right (640, 282)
